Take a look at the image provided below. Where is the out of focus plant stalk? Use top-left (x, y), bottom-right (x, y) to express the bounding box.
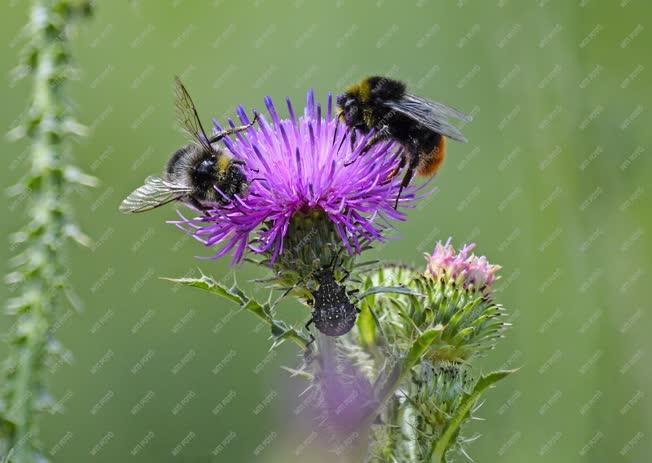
top-left (1, 1), bottom-right (93, 461)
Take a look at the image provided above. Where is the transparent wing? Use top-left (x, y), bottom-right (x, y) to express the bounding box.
top-left (385, 93), bottom-right (471, 142)
top-left (174, 76), bottom-right (213, 153)
top-left (119, 176), bottom-right (191, 214)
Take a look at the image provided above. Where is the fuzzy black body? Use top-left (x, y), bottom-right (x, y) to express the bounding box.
top-left (370, 102), bottom-right (443, 175)
top-left (337, 76), bottom-right (470, 206)
top-left (311, 270), bottom-right (358, 337)
top-left (345, 76), bottom-right (442, 159)
top-left (166, 144), bottom-right (247, 207)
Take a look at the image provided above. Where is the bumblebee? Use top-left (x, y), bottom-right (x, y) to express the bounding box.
top-left (119, 77), bottom-right (257, 214)
top-left (336, 76), bottom-right (471, 207)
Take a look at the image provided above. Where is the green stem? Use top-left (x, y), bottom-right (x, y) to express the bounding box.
top-left (8, 312), bottom-right (48, 461)
top-left (428, 369), bottom-right (517, 462)
top-left (3, 1), bottom-right (92, 461)
top-left (361, 328), bottom-right (443, 429)
top-left (7, 3), bottom-right (60, 457)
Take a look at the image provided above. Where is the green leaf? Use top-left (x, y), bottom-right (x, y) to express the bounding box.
top-left (371, 326), bottom-right (444, 421)
top-left (161, 275), bottom-right (244, 305)
top-left (162, 274), bottom-right (310, 350)
top-left (357, 304), bottom-right (376, 347)
top-left (451, 326), bottom-right (475, 345)
top-left (242, 299), bottom-right (267, 321)
top-left (352, 260), bottom-right (379, 269)
top-left (445, 298), bottom-right (481, 332)
top-left (376, 265), bottom-right (386, 284)
top-left (430, 369), bottom-right (518, 463)
top-left (355, 286), bottom-right (421, 301)
top-left (402, 327), bottom-right (443, 376)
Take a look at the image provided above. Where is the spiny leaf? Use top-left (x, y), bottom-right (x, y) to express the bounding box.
top-left (451, 326), bottom-right (475, 345)
top-left (445, 298), bottom-right (481, 332)
top-left (357, 304), bottom-right (377, 347)
top-left (241, 299), bottom-right (266, 320)
top-left (281, 365), bottom-right (314, 381)
top-left (163, 274), bottom-right (310, 350)
top-left (355, 286), bottom-right (422, 301)
top-left (161, 275), bottom-right (243, 305)
top-left (370, 326), bottom-right (444, 424)
top-left (402, 327), bottom-right (444, 376)
top-left (269, 324), bottom-right (307, 350)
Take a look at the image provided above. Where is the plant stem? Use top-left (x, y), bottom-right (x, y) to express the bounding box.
top-left (2, 1), bottom-right (92, 461)
top-left (428, 369), bottom-right (517, 462)
top-left (6, 4), bottom-right (61, 457)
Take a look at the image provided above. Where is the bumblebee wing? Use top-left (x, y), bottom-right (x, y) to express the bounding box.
top-left (174, 76), bottom-right (213, 153)
top-left (385, 93), bottom-right (471, 143)
top-left (119, 176), bottom-right (191, 214)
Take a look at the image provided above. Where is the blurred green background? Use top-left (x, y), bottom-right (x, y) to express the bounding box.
top-left (1, 1), bottom-right (650, 462)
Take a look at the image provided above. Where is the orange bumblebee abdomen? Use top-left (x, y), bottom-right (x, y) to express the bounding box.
top-left (417, 135), bottom-right (446, 177)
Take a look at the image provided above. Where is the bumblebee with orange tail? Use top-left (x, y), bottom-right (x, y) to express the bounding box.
top-left (336, 76), bottom-right (471, 207)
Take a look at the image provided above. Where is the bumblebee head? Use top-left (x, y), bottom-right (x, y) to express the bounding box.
top-left (214, 155), bottom-right (248, 204)
top-left (336, 85), bottom-right (367, 128)
top-left (337, 77), bottom-right (406, 125)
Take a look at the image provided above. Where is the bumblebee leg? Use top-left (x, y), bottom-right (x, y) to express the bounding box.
top-left (394, 155), bottom-right (418, 209)
top-left (209, 111), bottom-right (258, 143)
top-left (350, 128), bottom-right (357, 151)
top-left (331, 122), bottom-right (342, 146)
top-left (230, 158), bottom-right (260, 174)
top-left (344, 129), bottom-right (387, 167)
top-left (361, 130), bottom-right (386, 155)
top-left (384, 149), bottom-right (406, 184)
top-left (189, 197), bottom-right (211, 216)
top-left (343, 132), bottom-right (367, 167)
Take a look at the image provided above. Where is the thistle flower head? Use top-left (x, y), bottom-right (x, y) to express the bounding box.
top-left (361, 257), bottom-right (507, 362)
top-left (425, 238), bottom-right (501, 293)
top-left (174, 90), bottom-right (421, 264)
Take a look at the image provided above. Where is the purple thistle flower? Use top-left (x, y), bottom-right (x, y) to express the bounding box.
top-left (174, 89), bottom-right (423, 263)
top-left (425, 238), bottom-right (501, 292)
